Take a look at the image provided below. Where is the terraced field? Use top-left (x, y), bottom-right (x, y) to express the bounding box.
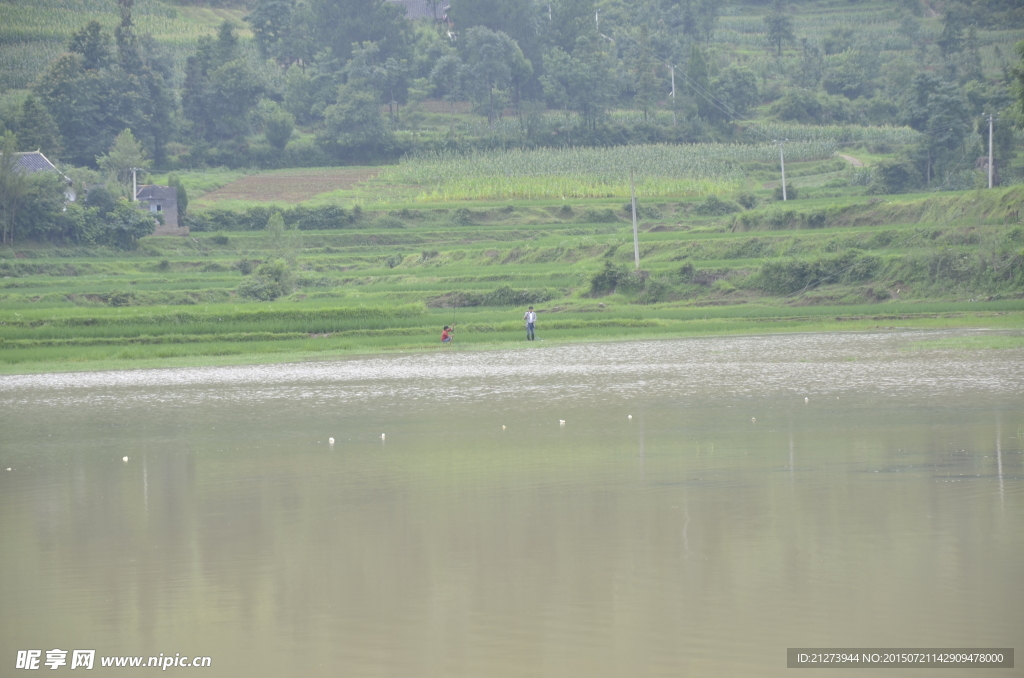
top-left (2, 185), bottom-right (1022, 373)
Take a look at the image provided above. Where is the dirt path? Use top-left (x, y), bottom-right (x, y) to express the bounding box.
top-left (838, 153), bottom-right (865, 167)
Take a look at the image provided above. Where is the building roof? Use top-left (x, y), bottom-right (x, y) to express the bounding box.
top-left (136, 185), bottom-right (177, 201)
top-left (14, 150), bottom-right (59, 174)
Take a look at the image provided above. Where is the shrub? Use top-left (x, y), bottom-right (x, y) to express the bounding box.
top-left (373, 215), bottom-right (405, 229)
top-left (868, 159), bottom-right (921, 194)
top-left (693, 195), bottom-right (741, 216)
top-left (736, 192), bottom-right (757, 209)
top-left (773, 184), bottom-right (798, 200)
top-left (385, 254), bottom-right (403, 268)
top-left (589, 260), bottom-right (623, 296)
top-left (211, 232), bottom-right (230, 245)
top-left (236, 259), bottom-right (295, 300)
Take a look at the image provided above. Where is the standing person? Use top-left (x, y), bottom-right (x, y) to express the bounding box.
top-left (523, 306), bottom-right (537, 341)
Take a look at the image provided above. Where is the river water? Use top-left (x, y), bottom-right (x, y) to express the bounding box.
top-left (1, 330), bottom-right (1021, 676)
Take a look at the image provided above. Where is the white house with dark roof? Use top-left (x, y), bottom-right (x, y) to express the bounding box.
top-left (12, 151), bottom-right (76, 202)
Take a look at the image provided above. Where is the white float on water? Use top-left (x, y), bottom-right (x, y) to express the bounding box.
top-left (123, 456), bottom-right (129, 462)
top-left (329, 437), bottom-right (335, 444)
top-left (628, 415), bottom-right (632, 419)
top-left (559, 420), bottom-right (565, 425)
top-left (805, 397), bottom-right (809, 403)
top-left (502, 425), bottom-right (506, 430)
top-left (751, 418), bottom-right (756, 423)
top-left (381, 433), bottom-right (386, 441)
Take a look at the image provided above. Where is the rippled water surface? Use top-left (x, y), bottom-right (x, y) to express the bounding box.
top-left (2, 331), bottom-right (1022, 676)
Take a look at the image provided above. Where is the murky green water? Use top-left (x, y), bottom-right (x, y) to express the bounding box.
top-left (2, 331), bottom-right (1022, 676)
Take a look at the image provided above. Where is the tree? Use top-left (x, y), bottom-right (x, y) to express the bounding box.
top-left (182, 23), bottom-right (264, 143)
top-left (937, 5), bottom-right (967, 58)
top-left (263, 101), bottom-right (295, 150)
top-left (15, 94), bottom-right (62, 158)
top-left (429, 54), bottom-right (466, 124)
top-left (1013, 40), bottom-right (1024, 116)
top-left (764, 0), bottom-right (794, 57)
top-left (0, 132), bottom-right (29, 246)
top-left (541, 35), bottom-right (617, 130)
top-left (688, 44), bottom-right (718, 122)
top-left (319, 81), bottom-right (394, 162)
top-left (901, 76), bottom-right (971, 185)
top-left (36, 17), bottom-right (173, 167)
top-left (92, 198), bottom-right (155, 249)
top-left (68, 21), bottom-right (112, 71)
top-left (630, 28), bottom-right (662, 121)
top-left (166, 175), bottom-right (188, 219)
top-left (246, 0), bottom-right (293, 59)
top-left (713, 65), bottom-right (760, 118)
top-left (97, 129), bottom-right (150, 187)
top-left (448, 0), bottom-right (540, 91)
top-left (461, 27), bottom-right (532, 126)
top-left (307, 0), bottom-right (411, 68)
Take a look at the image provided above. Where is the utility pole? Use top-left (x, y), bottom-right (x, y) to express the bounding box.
top-left (670, 65), bottom-right (676, 127)
top-left (130, 167), bottom-right (143, 201)
top-left (984, 112), bottom-right (995, 189)
top-left (630, 168), bottom-right (640, 271)
top-left (775, 140), bottom-right (787, 201)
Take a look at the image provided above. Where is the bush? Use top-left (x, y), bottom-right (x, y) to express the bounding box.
top-left (211, 232), bottom-right (230, 245)
top-left (755, 253), bottom-right (880, 294)
top-left (236, 259), bottom-right (295, 300)
top-left (736, 192), bottom-right (757, 210)
top-left (372, 215), bottom-right (405, 229)
top-left (868, 159), bottom-right (921, 194)
top-left (773, 184), bottom-right (798, 200)
top-left (579, 208), bottom-right (619, 223)
top-left (693, 195), bottom-right (741, 216)
top-left (589, 260), bottom-right (623, 296)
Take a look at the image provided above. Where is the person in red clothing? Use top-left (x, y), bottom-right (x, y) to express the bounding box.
top-left (441, 325), bottom-right (454, 344)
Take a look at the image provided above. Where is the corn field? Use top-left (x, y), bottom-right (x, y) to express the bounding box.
top-left (0, 0), bottom-right (246, 89)
top-left (743, 123), bottom-right (922, 146)
top-left (384, 142), bottom-right (837, 201)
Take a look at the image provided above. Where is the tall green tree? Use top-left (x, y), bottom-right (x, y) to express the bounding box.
top-left (630, 28), bottom-right (662, 121)
top-left (35, 14), bottom-right (173, 167)
top-left (449, 0), bottom-right (540, 92)
top-left (182, 22), bottom-right (265, 143)
top-left (461, 27), bottom-right (533, 125)
top-left (15, 94), bottom-right (62, 158)
top-left (0, 132), bottom-right (29, 246)
top-left (541, 35), bottom-right (616, 129)
top-left (97, 129), bottom-right (151, 189)
top-left (764, 0), bottom-right (794, 57)
top-left (246, 0), bottom-right (294, 59)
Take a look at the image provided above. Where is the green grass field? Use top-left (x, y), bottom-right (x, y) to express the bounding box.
top-left (2, 182), bottom-right (1022, 373)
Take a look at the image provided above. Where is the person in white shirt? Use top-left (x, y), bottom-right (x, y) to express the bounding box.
top-left (523, 306), bottom-right (537, 341)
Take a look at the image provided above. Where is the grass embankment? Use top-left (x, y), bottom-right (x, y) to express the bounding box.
top-left (2, 184), bottom-right (1023, 373)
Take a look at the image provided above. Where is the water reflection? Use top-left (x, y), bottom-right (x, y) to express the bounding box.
top-left (1, 330), bottom-right (1022, 677)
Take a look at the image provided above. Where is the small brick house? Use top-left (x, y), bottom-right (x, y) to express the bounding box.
top-left (135, 184), bottom-right (187, 235)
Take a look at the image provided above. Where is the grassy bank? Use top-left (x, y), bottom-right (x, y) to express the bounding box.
top-left (2, 182), bottom-right (1023, 374)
